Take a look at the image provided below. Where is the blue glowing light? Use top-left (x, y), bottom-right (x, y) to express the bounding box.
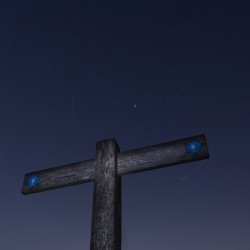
top-left (27, 175), bottom-right (39, 188)
top-left (186, 140), bottom-right (202, 154)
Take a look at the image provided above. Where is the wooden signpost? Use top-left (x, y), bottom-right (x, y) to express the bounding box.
top-left (22, 134), bottom-right (209, 250)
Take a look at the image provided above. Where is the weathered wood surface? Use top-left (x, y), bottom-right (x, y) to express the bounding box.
top-left (22, 134), bottom-right (209, 195)
top-left (22, 159), bottom-right (95, 194)
top-left (117, 134), bottom-right (208, 176)
top-left (90, 139), bottom-right (121, 250)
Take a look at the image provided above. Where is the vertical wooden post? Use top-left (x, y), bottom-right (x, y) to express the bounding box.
top-left (90, 139), bottom-right (121, 250)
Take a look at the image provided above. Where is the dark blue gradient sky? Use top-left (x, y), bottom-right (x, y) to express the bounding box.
top-left (0, 1), bottom-right (250, 249)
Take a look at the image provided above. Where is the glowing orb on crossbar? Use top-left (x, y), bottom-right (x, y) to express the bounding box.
top-left (27, 175), bottom-right (39, 188)
top-left (186, 140), bottom-right (202, 154)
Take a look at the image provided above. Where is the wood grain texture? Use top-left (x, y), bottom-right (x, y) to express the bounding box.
top-left (21, 159), bottom-right (95, 194)
top-left (117, 134), bottom-right (209, 176)
top-left (22, 134), bottom-right (209, 195)
top-left (90, 139), bottom-right (121, 250)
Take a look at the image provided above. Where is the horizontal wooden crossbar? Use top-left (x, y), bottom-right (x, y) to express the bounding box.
top-left (21, 134), bottom-right (209, 195)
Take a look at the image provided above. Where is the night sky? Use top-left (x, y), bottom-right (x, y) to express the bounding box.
top-left (1, 1), bottom-right (250, 249)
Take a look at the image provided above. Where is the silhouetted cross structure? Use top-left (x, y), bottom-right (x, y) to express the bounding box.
top-left (22, 134), bottom-right (209, 250)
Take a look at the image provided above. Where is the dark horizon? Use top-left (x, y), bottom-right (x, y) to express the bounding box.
top-left (0, 1), bottom-right (249, 249)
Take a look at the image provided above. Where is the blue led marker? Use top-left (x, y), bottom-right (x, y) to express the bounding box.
top-left (185, 140), bottom-right (202, 154)
top-left (27, 175), bottom-right (39, 188)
